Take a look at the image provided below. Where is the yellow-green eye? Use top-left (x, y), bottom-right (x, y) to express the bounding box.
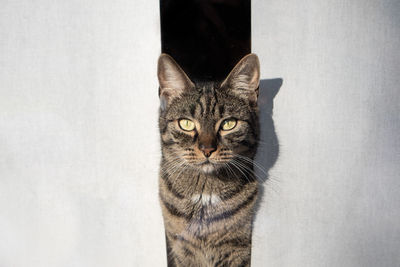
top-left (179, 119), bottom-right (195, 131)
top-left (221, 119), bottom-right (237, 131)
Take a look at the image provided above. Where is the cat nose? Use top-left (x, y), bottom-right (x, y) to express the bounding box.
top-left (198, 134), bottom-right (217, 157)
top-left (200, 146), bottom-right (216, 157)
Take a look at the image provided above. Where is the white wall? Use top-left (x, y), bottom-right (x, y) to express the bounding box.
top-left (0, 1), bottom-right (165, 266)
top-left (252, 1), bottom-right (400, 266)
top-left (0, 1), bottom-right (398, 267)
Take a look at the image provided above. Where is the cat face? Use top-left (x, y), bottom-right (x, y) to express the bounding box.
top-left (158, 54), bottom-right (260, 173)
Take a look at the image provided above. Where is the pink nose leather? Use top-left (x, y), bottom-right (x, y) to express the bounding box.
top-left (200, 147), bottom-right (216, 157)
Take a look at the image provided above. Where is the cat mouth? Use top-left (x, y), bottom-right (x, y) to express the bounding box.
top-left (198, 159), bottom-right (226, 166)
top-left (201, 159), bottom-right (210, 165)
top-left (200, 159), bottom-right (218, 166)
top-left (196, 159), bottom-right (228, 173)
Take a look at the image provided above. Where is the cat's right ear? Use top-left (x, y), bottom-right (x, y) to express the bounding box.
top-left (157, 54), bottom-right (194, 111)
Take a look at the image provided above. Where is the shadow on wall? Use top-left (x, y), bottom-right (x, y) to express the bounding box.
top-left (254, 78), bottom-right (282, 213)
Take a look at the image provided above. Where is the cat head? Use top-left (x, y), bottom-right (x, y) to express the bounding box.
top-left (158, 53), bottom-right (260, 174)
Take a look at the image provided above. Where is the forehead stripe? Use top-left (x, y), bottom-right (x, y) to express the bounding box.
top-left (211, 87), bottom-right (218, 116)
top-left (218, 105), bottom-right (224, 117)
top-left (204, 91), bottom-right (211, 115)
top-left (189, 104), bottom-right (196, 117)
top-left (195, 95), bottom-right (204, 115)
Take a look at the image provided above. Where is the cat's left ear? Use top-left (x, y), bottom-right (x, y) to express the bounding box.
top-left (157, 54), bottom-right (195, 111)
top-left (220, 53), bottom-right (260, 104)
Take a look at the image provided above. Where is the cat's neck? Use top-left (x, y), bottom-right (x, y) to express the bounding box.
top-left (161, 160), bottom-right (257, 200)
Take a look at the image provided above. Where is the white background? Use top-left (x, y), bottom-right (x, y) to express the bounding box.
top-left (0, 0), bottom-right (399, 266)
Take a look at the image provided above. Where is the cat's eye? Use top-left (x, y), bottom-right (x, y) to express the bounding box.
top-left (221, 119), bottom-right (237, 131)
top-left (179, 119), bottom-right (195, 131)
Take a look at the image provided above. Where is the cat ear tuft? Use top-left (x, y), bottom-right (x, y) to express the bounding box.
top-left (157, 54), bottom-right (194, 110)
top-left (221, 54), bottom-right (260, 103)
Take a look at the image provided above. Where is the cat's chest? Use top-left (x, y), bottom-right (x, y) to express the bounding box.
top-left (184, 192), bottom-right (226, 226)
top-left (190, 193), bottom-right (221, 206)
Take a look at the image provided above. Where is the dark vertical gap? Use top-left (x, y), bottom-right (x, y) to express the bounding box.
top-left (160, 0), bottom-right (251, 82)
top-left (160, 1), bottom-right (251, 265)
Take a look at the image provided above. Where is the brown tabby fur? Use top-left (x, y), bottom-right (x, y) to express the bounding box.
top-left (158, 53), bottom-right (260, 267)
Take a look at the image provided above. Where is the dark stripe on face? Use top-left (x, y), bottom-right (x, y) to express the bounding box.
top-left (160, 124), bottom-right (168, 134)
top-left (171, 130), bottom-right (195, 145)
top-left (208, 189), bottom-right (257, 224)
top-left (171, 130), bottom-right (189, 139)
top-left (192, 131), bottom-right (198, 143)
top-left (161, 174), bottom-right (185, 199)
top-left (160, 194), bottom-right (191, 220)
top-left (211, 87), bottom-right (218, 115)
top-left (218, 105), bottom-right (225, 118)
top-left (196, 96), bottom-right (204, 115)
top-left (205, 92), bottom-right (211, 115)
top-left (189, 104), bottom-right (196, 117)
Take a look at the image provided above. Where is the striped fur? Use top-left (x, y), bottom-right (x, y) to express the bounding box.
top-left (158, 54), bottom-right (260, 267)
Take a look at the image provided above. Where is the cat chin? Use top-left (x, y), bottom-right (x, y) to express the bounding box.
top-left (201, 163), bottom-right (215, 174)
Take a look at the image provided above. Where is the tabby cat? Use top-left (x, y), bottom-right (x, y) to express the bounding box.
top-left (158, 53), bottom-right (260, 267)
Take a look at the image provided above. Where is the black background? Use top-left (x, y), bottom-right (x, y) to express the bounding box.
top-left (160, 0), bottom-right (251, 82)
